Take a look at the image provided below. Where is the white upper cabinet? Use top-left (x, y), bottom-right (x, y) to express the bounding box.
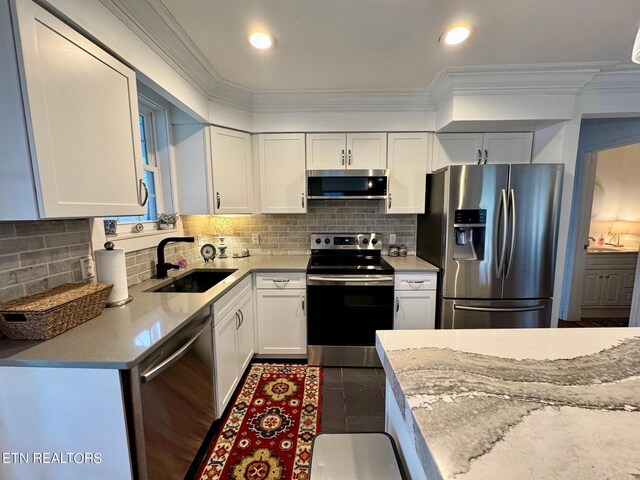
top-left (432, 132), bottom-right (532, 171)
top-left (386, 133), bottom-right (431, 214)
top-left (0, 0), bottom-right (145, 219)
top-left (211, 127), bottom-right (253, 214)
top-left (305, 133), bottom-right (346, 170)
top-left (346, 133), bottom-right (387, 169)
top-left (258, 134), bottom-right (306, 213)
top-left (173, 125), bottom-right (253, 215)
top-left (306, 133), bottom-right (387, 170)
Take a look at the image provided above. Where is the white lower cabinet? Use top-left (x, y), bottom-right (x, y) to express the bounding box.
top-left (212, 278), bottom-right (254, 417)
top-left (394, 273), bottom-right (437, 330)
top-left (256, 273), bottom-right (307, 355)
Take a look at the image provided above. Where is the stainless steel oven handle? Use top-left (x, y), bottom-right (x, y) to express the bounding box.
top-left (307, 275), bottom-right (394, 285)
top-left (141, 321), bottom-right (208, 383)
top-left (454, 305), bottom-right (545, 313)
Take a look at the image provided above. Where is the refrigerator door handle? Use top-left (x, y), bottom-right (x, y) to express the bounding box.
top-left (454, 305), bottom-right (545, 313)
top-left (505, 188), bottom-right (516, 278)
top-left (494, 189), bottom-right (508, 278)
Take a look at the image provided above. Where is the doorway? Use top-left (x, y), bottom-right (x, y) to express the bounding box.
top-left (561, 118), bottom-right (640, 328)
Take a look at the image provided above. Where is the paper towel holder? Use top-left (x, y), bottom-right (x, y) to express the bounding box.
top-left (103, 242), bottom-right (134, 308)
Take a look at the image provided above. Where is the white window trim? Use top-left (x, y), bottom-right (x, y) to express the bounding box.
top-left (91, 217), bottom-right (185, 254)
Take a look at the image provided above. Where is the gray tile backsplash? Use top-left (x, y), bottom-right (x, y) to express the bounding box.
top-left (0, 220), bottom-right (92, 303)
top-left (0, 220), bottom-right (92, 338)
top-left (0, 202), bottom-right (417, 302)
top-left (124, 200), bottom-right (416, 286)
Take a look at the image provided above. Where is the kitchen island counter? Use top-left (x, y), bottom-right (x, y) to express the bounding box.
top-left (0, 255), bottom-right (309, 369)
top-left (376, 328), bottom-right (640, 480)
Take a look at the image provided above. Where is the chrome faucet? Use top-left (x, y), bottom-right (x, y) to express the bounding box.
top-left (156, 237), bottom-right (195, 279)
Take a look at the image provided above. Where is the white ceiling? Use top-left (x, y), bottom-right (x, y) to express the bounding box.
top-left (158, 0), bottom-right (640, 93)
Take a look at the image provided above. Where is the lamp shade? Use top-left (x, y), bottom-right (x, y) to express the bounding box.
top-left (628, 221), bottom-right (640, 235)
top-left (634, 26), bottom-right (640, 64)
top-left (610, 221), bottom-right (629, 235)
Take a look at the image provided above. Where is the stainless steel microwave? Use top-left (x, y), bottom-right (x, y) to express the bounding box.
top-left (307, 170), bottom-right (388, 199)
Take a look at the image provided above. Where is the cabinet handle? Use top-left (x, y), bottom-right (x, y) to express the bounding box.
top-left (388, 193), bottom-right (392, 209)
top-left (235, 311), bottom-right (240, 330)
top-left (139, 179), bottom-right (149, 206)
top-left (301, 193), bottom-right (305, 208)
top-left (238, 309), bottom-right (244, 327)
top-left (599, 275), bottom-right (604, 278)
top-left (396, 297), bottom-right (400, 313)
top-left (407, 280), bottom-right (425, 285)
top-left (341, 149), bottom-right (345, 166)
top-left (348, 149), bottom-right (352, 165)
top-left (484, 149), bottom-right (488, 164)
top-left (302, 295), bottom-right (305, 312)
top-left (273, 279), bottom-right (290, 286)
top-left (216, 192), bottom-right (221, 209)
top-left (477, 149), bottom-right (482, 165)
top-left (605, 275), bottom-right (610, 278)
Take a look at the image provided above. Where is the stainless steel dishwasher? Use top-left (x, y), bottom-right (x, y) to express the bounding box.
top-left (126, 310), bottom-right (216, 480)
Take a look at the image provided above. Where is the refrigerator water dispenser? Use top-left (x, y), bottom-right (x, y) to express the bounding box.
top-left (453, 209), bottom-right (486, 260)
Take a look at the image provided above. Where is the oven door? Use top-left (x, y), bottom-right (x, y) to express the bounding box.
top-left (306, 275), bottom-right (394, 347)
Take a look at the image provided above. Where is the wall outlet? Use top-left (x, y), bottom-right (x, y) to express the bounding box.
top-left (389, 233), bottom-right (397, 244)
top-left (252, 233), bottom-right (260, 245)
top-left (80, 256), bottom-right (96, 280)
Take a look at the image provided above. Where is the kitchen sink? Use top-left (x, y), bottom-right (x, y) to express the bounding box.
top-left (150, 270), bottom-right (237, 293)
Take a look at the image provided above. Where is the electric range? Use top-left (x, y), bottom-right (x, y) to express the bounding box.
top-left (306, 233), bottom-right (394, 367)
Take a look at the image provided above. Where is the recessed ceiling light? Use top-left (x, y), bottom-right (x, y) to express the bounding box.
top-left (249, 32), bottom-right (276, 50)
top-left (440, 26), bottom-right (471, 46)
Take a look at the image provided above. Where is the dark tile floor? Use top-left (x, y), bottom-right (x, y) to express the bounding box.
top-left (558, 317), bottom-right (629, 328)
top-left (321, 367), bottom-right (386, 433)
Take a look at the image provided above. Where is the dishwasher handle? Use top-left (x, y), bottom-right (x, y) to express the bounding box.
top-left (141, 320), bottom-right (209, 383)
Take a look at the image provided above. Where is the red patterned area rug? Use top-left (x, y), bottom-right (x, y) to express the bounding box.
top-left (197, 363), bottom-right (322, 480)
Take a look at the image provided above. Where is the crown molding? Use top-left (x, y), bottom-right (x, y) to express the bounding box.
top-left (580, 65), bottom-right (640, 94)
top-left (252, 89), bottom-right (434, 113)
top-left (429, 62), bottom-right (615, 109)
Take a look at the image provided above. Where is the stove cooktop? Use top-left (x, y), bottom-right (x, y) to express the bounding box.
top-left (307, 232), bottom-right (394, 275)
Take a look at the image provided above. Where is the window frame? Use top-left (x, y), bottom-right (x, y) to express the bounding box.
top-left (92, 93), bottom-right (182, 253)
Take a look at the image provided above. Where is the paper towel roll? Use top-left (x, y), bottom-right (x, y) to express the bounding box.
top-left (95, 248), bottom-right (130, 306)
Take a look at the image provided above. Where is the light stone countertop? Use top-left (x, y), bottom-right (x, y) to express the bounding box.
top-left (0, 254), bottom-right (439, 369)
top-left (376, 328), bottom-right (640, 480)
top-left (0, 255), bottom-right (309, 369)
top-left (384, 255), bottom-right (439, 272)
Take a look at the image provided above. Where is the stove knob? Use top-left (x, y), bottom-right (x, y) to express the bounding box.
top-left (362, 238), bottom-right (369, 245)
top-left (324, 238), bottom-right (330, 244)
top-left (315, 238), bottom-right (321, 244)
top-left (371, 239), bottom-right (378, 245)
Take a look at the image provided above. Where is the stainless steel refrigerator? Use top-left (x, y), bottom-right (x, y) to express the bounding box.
top-left (417, 164), bottom-right (563, 329)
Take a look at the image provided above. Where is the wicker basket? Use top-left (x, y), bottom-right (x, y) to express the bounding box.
top-left (0, 283), bottom-right (113, 340)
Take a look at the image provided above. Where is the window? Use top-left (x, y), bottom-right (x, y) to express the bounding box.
top-left (95, 91), bottom-right (182, 253)
top-left (117, 102), bottom-right (163, 223)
